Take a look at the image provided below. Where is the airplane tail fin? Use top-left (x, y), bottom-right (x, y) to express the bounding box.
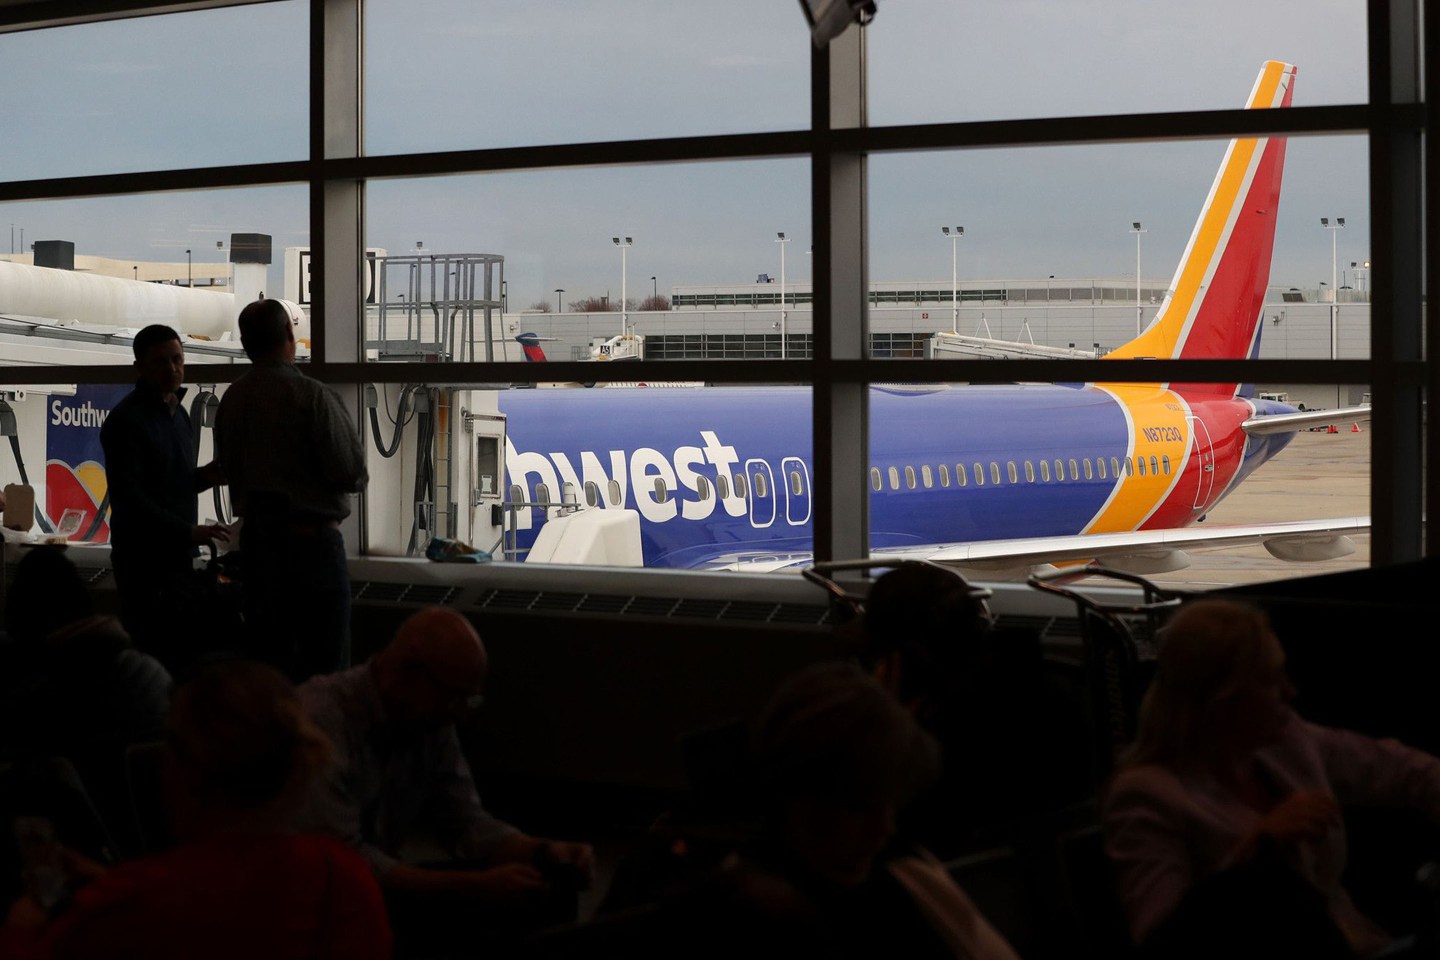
top-left (1104, 60), bottom-right (1296, 397)
top-left (516, 331), bottom-right (549, 362)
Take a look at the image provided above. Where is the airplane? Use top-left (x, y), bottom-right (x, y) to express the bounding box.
top-left (494, 59), bottom-right (1372, 577)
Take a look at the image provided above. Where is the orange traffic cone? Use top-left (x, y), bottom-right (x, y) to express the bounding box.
top-left (1352, 422), bottom-right (1362, 432)
top-left (1328, 424), bottom-right (1338, 434)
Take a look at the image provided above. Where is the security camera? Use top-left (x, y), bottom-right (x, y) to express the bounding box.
top-left (797, 0), bottom-right (876, 48)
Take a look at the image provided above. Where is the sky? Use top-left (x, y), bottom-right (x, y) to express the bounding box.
top-left (0, 0), bottom-right (1375, 310)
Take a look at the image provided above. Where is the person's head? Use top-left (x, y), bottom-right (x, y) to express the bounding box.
top-left (371, 607), bottom-right (488, 731)
top-left (237, 298), bottom-right (297, 362)
top-left (132, 324), bottom-right (185, 395)
top-left (1124, 598), bottom-right (1295, 771)
top-left (164, 659), bottom-right (332, 833)
top-left (855, 561), bottom-right (992, 708)
top-left (4, 545), bottom-right (93, 643)
top-left (751, 661), bottom-right (940, 887)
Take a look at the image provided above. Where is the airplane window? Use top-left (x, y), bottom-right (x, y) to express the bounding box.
top-left (904, 465), bottom-right (917, 489)
top-left (921, 465), bottom-right (933, 488)
top-left (956, 463), bottom-right (968, 487)
top-left (1150, 455), bottom-right (1160, 475)
top-left (753, 472), bottom-right (768, 497)
top-left (509, 483), bottom-right (525, 504)
top-left (608, 480), bottom-right (622, 506)
top-left (654, 478), bottom-right (669, 503)
top-left (1084, 459), bottom-right (1094, 480)
top-left (1024, 461), bottom-right (1035, 483)
top-left (1124, 458), bottom-right (1134, 477)
top-left (734, 473), bottom-right (748, 498)
top-left (1137, 458), bottom-right (1147, 477)
top-left (1112, 457), bottom-right (1122, 477)
top-left (1040, 460), bottom-right (1051, 482)
top-left (1161, 455), bottom-right (1171, 475)
top-left (1068, 458), bottom-right (1079, 480)
top-left (790, 470), bottom-right (803, 495)
top-left (584, 481), bottom-right (600, 507)
top-left (889, 466), bottom-right (900, 490)
top-left (973, 462), bottom-right (984, 486)
top-left (536, 483), bottom-right (551, 505)
top-left (697, 475), bottom-right (711, 500)
top-left (561, 481), bottom-right (577, 504)
top-left (939, 464), bottom-right (950, 487)
top-left (1007, 461), bottom-right (1018, 484)
top-left (870, 467), bottom-right (882, 492)
top-left (990, 462), bottom-right (1001, 485)
top-left (1097, 459), bottom-right (1108, 480)
top-left (1054, 459), bottom-right (1065, 481)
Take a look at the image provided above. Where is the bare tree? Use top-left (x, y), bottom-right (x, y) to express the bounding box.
top-left (639, 294), bottom-right (671, 311)
top-left (527, 300), bottom-right (552, 313)
top-left (570, 296), bottom-right (617, 312)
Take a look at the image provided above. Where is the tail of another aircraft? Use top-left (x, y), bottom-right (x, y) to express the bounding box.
top-left (516, 331), bottom-right (549, 362)
top-left (1104, 60), bottom-right (1296, 397)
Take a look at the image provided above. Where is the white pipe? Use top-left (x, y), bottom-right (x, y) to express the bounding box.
top-left (0, 259), bottom-right (237, 339)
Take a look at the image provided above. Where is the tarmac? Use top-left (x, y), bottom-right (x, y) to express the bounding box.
top-left (1143, 423), bottom-right (1371, 591)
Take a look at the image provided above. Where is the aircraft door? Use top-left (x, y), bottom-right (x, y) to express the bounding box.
top-left (465, 410), bottom-right (507, 555)
top-left (745, 458), bottom-right (776, 529)
top-left (1186, 416), bottom-right (1217, 511)
top-left (781, 456), bottom-right (812, 526)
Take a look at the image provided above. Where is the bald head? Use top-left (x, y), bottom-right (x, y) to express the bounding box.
top-left (373, 607), bottom-right (488, 729)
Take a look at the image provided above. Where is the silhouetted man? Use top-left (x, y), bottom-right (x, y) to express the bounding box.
top-left (100, 324), bottom-right (228, 662)
top-left (214, 299), bottom-right (367, 682)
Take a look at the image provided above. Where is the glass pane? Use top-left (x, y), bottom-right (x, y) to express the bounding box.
top-left (365, 0), bottom-right (808, 155)
top-left (870, 2), bottom-right (1366, 126)
top-left (0, 2), bottom-right (307, 182)
top-left (870, 137), bottom-right (1369, 362)
top-left (866, 381), bottom-right (1370, 590)
top-left (364, 160), bottom-right (808, 365)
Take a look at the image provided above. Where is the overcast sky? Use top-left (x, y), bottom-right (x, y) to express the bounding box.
top-left (0, 0), bottom-right (1374, 309)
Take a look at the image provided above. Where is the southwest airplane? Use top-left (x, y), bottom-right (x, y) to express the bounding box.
top-left (500, 60), bottom-right (1371, 574)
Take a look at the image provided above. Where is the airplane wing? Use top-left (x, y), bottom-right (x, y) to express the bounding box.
top-left (1243, 405), bottom-right (1372, 435)
top-left (700, 516), bottom-right (1370, 578)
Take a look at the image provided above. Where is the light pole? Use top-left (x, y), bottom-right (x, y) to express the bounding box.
top-left (1322, 217), bottom-right (1345, 406)
top-left (1130, 222), bottom-right (1147, 336)
top-left (941, 226), bottom-right (963, 334)
top-left (612, 237), bottom-right (632, 336)
top-left (651, 276), bottom-right (657, 302)
top-left (186, 248), bottom-right (192, 287)
top-left (776, 232), bottom-right (791, 358)
top-left (555, 288), bottom-right (564, 313)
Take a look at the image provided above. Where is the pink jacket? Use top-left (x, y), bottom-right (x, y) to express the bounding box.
top-left (1103, 713), bottom-right (1440, 956)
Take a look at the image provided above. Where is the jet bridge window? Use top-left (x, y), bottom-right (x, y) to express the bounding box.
top-left (870, 468), bottom-right (882, 492)
top-left (921, 465), bottom-right (933, 489)
top-left (939, 464), bottom-right (950, 487)
top-left (1040, 460), bottom-right (1051, 482)
top-left (584, 481), bottom-right (600, 507)
top-left (1006, 461), bottom-right (1019, 484)
top-left (608, 480), bottom-right (622, 506)
top-left (904, 466), bottom-right (917, 490)
top-left (888, 467), bottom-right (900, 491)
top-left (1024, 461), bottom-right (1035, 483)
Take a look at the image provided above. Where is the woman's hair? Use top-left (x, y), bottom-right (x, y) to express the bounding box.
top-left (166, 659), bottom-right (332, 811)
top-left (1120, 598), bottom-right (1278, 770)
top-left (3, 545), bottom-right (94, 642)
top-left (752, 660), bottom-right (940, 812)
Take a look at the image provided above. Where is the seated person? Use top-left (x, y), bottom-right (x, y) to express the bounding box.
top-left (297, 606), bottom-right (595, 955)
top-left (1, 659), bottom-right (390, 960)
top-left (618, 661), bottom-right (1022, 960)
top-left (854, 561), bottom-right (1090, 856)
top-left (1103, 598), bottom-right (1440, 959)
top-left (0, 545), bottom-right (172, 859)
